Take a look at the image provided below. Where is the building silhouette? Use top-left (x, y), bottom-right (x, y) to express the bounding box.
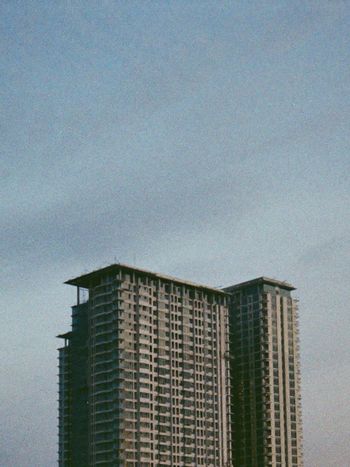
top-left (58, 264), bottom-right (231, 466)
top-left (224, 278), bottom-right (303, 467)
top-left (58, 265), bottom-right (303, 466)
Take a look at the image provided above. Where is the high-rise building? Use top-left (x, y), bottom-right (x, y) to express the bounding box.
top-left (58, 266), bottom-right (304, 467)
top-left (224, 278), bottom-right (303, 467)
top-left (58, 264), bottom-right (231, 467)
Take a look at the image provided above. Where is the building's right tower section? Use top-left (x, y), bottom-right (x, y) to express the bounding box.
top-left (224, 278), bottom-right (303, 467)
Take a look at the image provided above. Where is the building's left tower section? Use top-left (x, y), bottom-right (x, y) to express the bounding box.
top-left (58, 301), bottom-right (89, 467)
top-left (59, 264), bottom-right (232, 467)
top-left (58, 337), bottom-right (71, 466)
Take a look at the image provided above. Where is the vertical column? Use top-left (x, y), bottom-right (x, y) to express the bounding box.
top-left (293, 299), bottom-right (304, 467)
top-left (266, 292), bottom-right (276, 466)
top-left (282, 296), bottom-right (292, 466)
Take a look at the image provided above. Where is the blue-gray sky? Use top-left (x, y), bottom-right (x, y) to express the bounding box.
top-left (1, 1), bottom-right (350, 465)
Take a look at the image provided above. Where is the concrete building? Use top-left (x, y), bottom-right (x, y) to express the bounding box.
top-left (224, 278), bottom-right (303, 467)
top-left (58, 264), bottom-right (231, 467)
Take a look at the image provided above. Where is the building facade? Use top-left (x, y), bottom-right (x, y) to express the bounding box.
top-left (58, 264), bottom-right (231, 467)
top-left (224, 278), bottom-right (303, 467)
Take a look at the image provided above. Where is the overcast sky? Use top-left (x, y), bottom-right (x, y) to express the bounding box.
top-left (1, 1), bottom-right (350, 465)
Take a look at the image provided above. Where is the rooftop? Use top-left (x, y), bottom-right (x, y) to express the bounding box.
top-left (65, 263), bottom-right (227, 294)
top-left (57, 331), bottom-right (73, 340)
top-left (223, 276), bottom-right (295, 292)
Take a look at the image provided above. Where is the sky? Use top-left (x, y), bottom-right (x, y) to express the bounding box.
top-left (1, 1), bottom-right (350, 465)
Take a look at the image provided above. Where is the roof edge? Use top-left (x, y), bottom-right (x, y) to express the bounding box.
top-left (223, 276), bottom-right (296, 292)
top-left (65, 263), bottom-right (228, 294)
